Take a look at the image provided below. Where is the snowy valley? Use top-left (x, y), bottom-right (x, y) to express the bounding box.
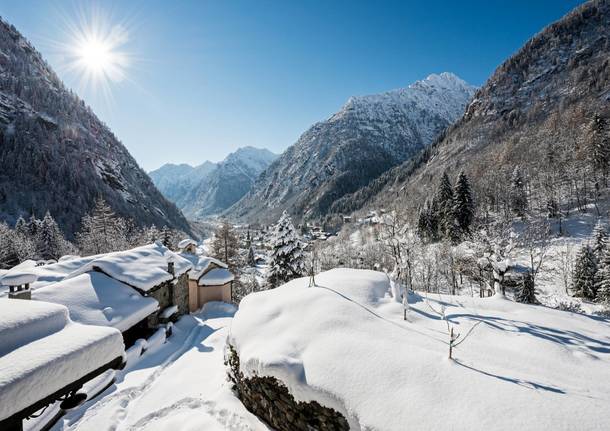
top-left (1, 1), bottom-right (610, 431)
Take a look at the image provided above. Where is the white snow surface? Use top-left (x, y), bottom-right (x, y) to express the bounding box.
top-left (230, 268), bottom-right (610, 431)
top-left (198, 268), bottom-right (234, 286)
top-left (0, 300), bottom-right (124, 422)
top-left (178, 238), bottom-right (197, 249)
top-left (33, 272), bottom-right (159, 332)
top-left (0, 259), bottom-right (38, 286)
top-left (50, 303), bottom-right (266, 431)
top-left (66, 243), bottom-right (192, 292)
top-left (180, 253), bottom-right (228, 281)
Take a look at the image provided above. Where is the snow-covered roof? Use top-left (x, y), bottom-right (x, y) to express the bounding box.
top-left (198, 268), bottom-right (234, 286)
top-left (178, 238), bottom-right (197, 249)
top-left (66, 243), bottom-right (192, 292)
top-left (33, 272), bottom-right (159, 332)
top-left (0, 259), bottom-right (38, 286)
top-left (230, 268), bottom-right (610, 431)
top-left (0, 299), bottom-right (124, 422)
top-left (179, 254), bottom-right (228, 281)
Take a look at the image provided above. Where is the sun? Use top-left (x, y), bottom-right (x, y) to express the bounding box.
top-left (77, 37), bottom-right (112, 73)
top-left (53, 6), bottom-right (133, 104)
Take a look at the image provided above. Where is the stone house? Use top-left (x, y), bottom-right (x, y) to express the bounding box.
top-left (180, 254), bottom-right (234, 312)
top-left (1, 243), bottom-right (194, 346)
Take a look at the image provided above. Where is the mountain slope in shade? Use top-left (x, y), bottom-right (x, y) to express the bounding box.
top-left (345, 0), bottom-right (610, 216)
top-left (228, 72), bottom-right (476, 224)
top-left (150, 147), bottom-right (278, 219)
top-left (0, 18), bottom-right (192, 236)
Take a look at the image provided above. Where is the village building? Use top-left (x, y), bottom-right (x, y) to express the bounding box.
top-left (0, 243), bottom-right (194, 345)
top-left (178, 238), bottom-right (198, 254)
top-left (180, 254), bottom-right (234, 312)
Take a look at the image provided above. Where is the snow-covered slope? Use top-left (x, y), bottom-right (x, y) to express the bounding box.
top-left (230, 269), bottom-right (610, 431)
top-left (148, 162), bottom-right (217, 209)
top-left (229, 73), bottom-right (476, 224)
top-left (150, 147), bottom-right (278, 219)
top-left (0, 18), bottom-right (191, 237)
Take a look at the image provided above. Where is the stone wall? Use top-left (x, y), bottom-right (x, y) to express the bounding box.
top-left (147, 272), bottom-right (190, 327)
top-left (227, 345), bottom-right (349, 431)
top-left (172, 272), bottom-right (189, 315)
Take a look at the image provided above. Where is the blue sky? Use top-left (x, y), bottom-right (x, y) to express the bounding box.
top-left (1, 0), bottom-right (585, 171)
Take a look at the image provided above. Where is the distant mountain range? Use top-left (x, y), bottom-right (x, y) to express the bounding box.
top-left (149, 147), bottom-right (278, 219)
top-left (228, 72), bottom-right (476, 224)
top-left (0, 17), bottom-right (191, 237)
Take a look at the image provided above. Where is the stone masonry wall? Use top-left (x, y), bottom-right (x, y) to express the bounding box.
top-left (146, 272), bottom-right (189, 327)
top-left (172, 272), bottom-right (189, 315)
top-left (227, 345), bottom-right (350, 431)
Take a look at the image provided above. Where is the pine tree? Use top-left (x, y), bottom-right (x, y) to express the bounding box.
top-left (515, 271), bottom-right (537, 304)
top-left (510, 166), bottom-right (527, 218)
top-left (453, 171), bottom-right (474, 238)
top-left (596, 247), bottom-right (610, 304)
top-left (592, 220), bottom-right (607, 262)
top-left (588, 114), bottom-right (610, 183)
top-left (436, 173), bottom-right (454, 238)
top-left (417, 198), bottom-right (439, 241)
top-left (247, 245), bottom-right (256, 266)
top-left (146, 224), bottom-right (160, 243)
top-left (28, 214), bottom-right (41, 238)
top-left (267, 211), bottom-right (306, 287)
top-left (160, 225), bottom-right (174, 248)
top-left (571, 245), bottom-right (597, 300)
top-left (14, 216), bottom-right (28, 236)
top-left (37, 211), bottom-right (68, 260)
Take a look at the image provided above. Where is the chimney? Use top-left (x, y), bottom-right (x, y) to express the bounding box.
top-left (167, 255), bottom-right (177, 277)
top-left (6, 272), bottom-right (37, 300)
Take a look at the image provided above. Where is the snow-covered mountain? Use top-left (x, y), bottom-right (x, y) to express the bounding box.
top-left (149, 161), bottom-right (216, 210)
top-left (346, 0), bottom-right (610, 216)
top-left (228, 72), bottom-right (476, 224)
top-left (0, 18), bottom-right (192, 237)
top-left (150, 147), bottom-right (278, 219)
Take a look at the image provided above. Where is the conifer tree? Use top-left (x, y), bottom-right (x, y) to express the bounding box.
top-left (247, 245), bottom-right (256, 266)
top-left (510, 166), bottom-right (527, 218)
top-left (37, 211), bottom-right (69, 260)
top-left (571, 245), bottom-right (598, 300)
top-left (14, 216), bottom-right (28, 236)
top-left (435, 173), bottom-right (454, 238)
top-left (588, 114), bottom-right (610, 183)
top-left (267, 211), bottom-right (306, 287)
top-left (592, 220), bottom-right (607, 262)
top-left (453, 171), bottom-right (474, 237)
top-left (160, 225), bottom-right (174, 248)
top-left (596, 247), bottom-right (610, 305)
top-left (515, 271), bottom-right (537, 304)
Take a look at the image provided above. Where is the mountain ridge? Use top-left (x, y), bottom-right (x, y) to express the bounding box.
top-left (227, 72), bottom-right (476, 224)
top-left (149, 146), bottom-right (278, 219)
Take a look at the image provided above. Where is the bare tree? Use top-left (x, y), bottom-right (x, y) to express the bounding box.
top-left (518, 219), bottom-right (552, 289)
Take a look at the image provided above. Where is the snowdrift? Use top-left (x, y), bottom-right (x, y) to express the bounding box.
top-left (230, 268), bottom-right (610, 431)
top-left (0, 300), bottom-right (124, 422)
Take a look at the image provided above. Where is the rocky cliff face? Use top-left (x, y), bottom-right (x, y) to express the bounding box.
top-left (228, 73), bottom-right (476, 224)
top-left (0, 18), bottom-right (192, 236)
top-left (339, 0), bottom-right (610, 217)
